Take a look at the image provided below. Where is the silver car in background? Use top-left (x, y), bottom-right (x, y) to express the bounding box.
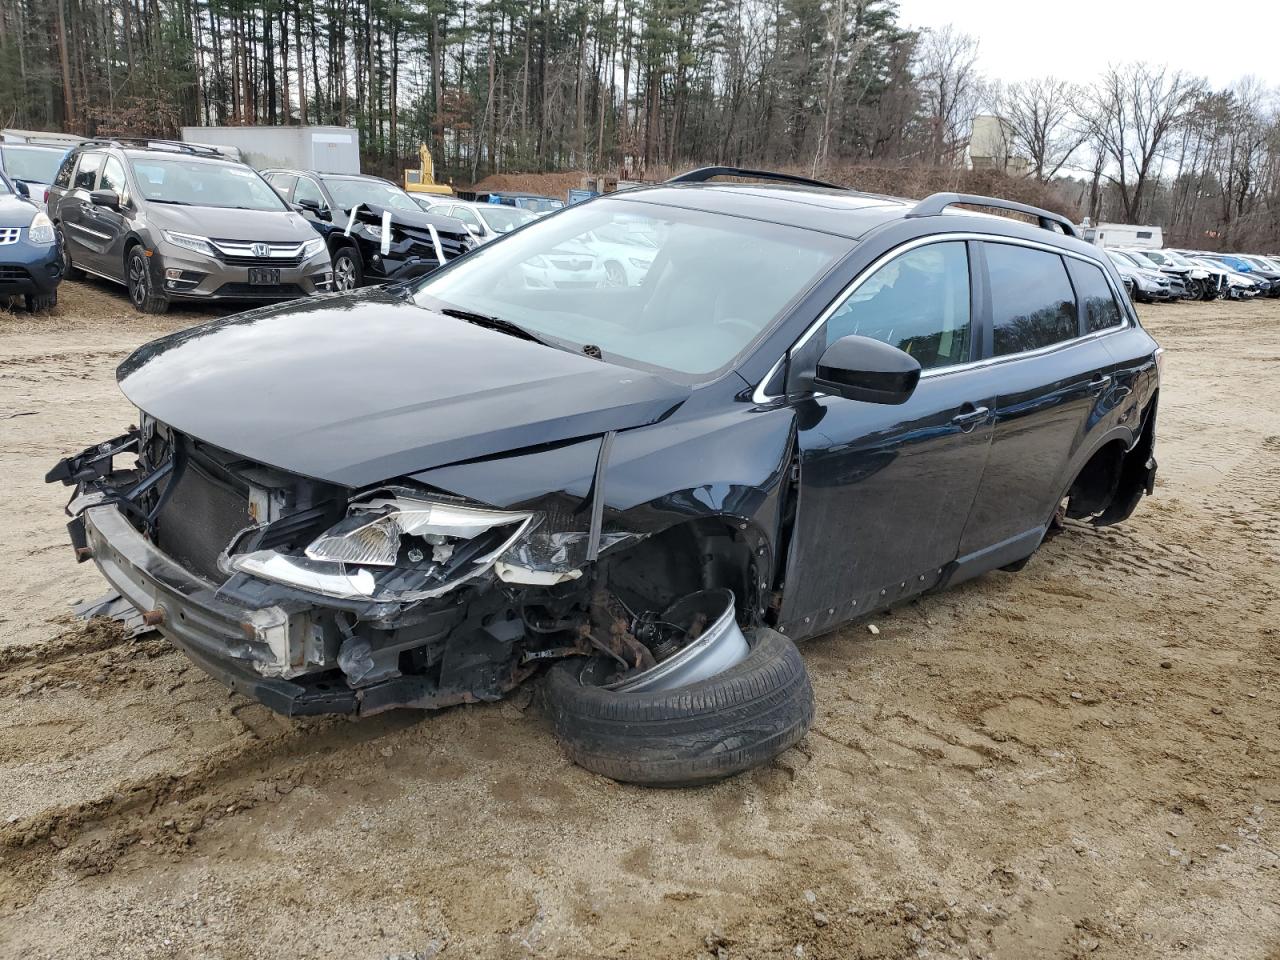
top-left (48, 138), bottom-right (331, 314)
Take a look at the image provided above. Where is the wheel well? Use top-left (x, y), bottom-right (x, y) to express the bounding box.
top-left (1065, 392), bottom-right (1158, 523)
top-left (1065, 439), bottom-right (1127, 518)
top-left (601, 519), bottom-right (761, 624)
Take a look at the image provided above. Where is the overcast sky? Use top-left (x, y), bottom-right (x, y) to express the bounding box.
top-left (895, 0), bottom-right (1280, 88)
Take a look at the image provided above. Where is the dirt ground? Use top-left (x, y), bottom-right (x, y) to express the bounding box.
top-left (0, 278), bottom-right (1277, 960)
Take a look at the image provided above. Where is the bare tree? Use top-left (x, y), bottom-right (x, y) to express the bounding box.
top-left (914, 24), bottom-right (981, 167)
top-left (1083, 63), bottom-right (1204, 222)
top-left (998, 76), bottom-right (1088, 182)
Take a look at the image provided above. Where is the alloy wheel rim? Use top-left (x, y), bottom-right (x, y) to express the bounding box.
top-left (128, 256), bottom-right (147, 305)
top-left (335, 258), bottom-right (356, 291)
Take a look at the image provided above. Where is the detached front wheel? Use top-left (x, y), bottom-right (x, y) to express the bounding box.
top-left (544, 626), bottom-right (814, 787)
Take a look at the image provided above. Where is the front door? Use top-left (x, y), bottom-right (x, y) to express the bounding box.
top-left (83, 155), bottom-right (132, 279)
top-left (779, 239), bottom-right (994, 639)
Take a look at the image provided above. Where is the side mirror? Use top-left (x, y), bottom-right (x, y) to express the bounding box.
top-left (813, 334), bottom-right (921, 405)
top-left (296, 197), bottom-right (330, 220)
top-left (89, 189), bottom-right (120, 210)
top-left (13, 180), bottom-right (29, 198)
top-left (466, 224), bottom-right (482, 237)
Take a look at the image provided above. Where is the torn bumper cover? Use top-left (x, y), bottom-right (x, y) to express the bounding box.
top-left (50, 428), bottom-right (638, 717)
top-left (78, 504), bottom-right (362, 714)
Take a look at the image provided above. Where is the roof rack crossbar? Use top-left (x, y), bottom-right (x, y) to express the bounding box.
top-left (76, 137), bottom-right (224, 157)
top-left (907, 192), bottom-right (1077, 237)
top-left (666, 166), bottom-right (845, 191)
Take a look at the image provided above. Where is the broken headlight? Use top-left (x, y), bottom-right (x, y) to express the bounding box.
top-left (226, 495), bottom-right (535, 602)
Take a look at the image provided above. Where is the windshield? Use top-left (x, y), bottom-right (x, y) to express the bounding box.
top-left (131, 158), bottom-right (285, 210)
top-left (412, 197), bottom-right (846, 378)
top-left (1, 146), bottom-right (65, 184)
top-left (1161, 250), bottom-right (1194, 268)
top-left (0, 175), bottom-right (11, 196)
top-left (477, 205), bottom-right (537, 234)
top-left (325, 178), bottom-right (420, 214)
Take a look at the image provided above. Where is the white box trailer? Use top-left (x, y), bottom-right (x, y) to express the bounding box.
top-left (180, 125), bottom-right (360, 174)
top-left (1080, 221), bottom-right (1164, 250)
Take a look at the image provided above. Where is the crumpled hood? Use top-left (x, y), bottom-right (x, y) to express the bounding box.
top-left (146, 203), bottom-right (316, 242)
top-left (349, 202), bottom-right (467, 237)
top-left (116, 289), bottom-right (691, 488)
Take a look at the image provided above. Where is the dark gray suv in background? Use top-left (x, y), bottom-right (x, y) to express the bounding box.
top-left (48, 139), bottom-right (332, 313)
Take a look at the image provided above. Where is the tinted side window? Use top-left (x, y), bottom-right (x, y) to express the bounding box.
top-left (54, 152), bottom-right (76, 188)
top-left (293, 177), bottom-right (324, 207)
top-left (267, 172), bottom-right (298, 198)
top-left (1066, 259), bottom-right (1124, 333)
top-left (99, 156), bottom-right (129, 202)
top-left (986, 244), bottom-right (1078, 356)
top-left (73, 152), bottom-right (103, 191)
top-left (824, 241), bottom-right (971, 371)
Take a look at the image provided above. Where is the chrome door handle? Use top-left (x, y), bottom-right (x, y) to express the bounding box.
top-left (951, 406), bottom-right (990, 427)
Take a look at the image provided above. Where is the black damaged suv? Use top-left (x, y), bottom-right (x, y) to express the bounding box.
top-left (49, 168), bottom-right (1160, 786)
top-left (262, 169), bottom-right (473, 290)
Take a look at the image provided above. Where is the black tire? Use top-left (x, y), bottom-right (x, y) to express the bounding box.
top-left (544, 627), bottom-right (814, 787)
top-left (25, 290), bottom-right (58, 313)
top-left (59, 232), bottom-right (84, 280)
top-left (332, 246), bottom-right (363, 292)
top-left (126, 247), bottom-right (169, 314)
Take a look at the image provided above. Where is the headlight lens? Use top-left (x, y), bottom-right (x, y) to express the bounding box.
top-left (226, 495), bottom-right (535, 602)
top-left (28, 211), bottom-right (56, 244)
top-left (362, 223), bottom-right (383, 240)
top-left (301, 237), bottom-right (326, 259)
top-left (162, 230), bottom-right (217, 257)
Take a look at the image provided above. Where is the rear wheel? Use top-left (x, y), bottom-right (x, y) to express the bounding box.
top-left (332, 247), bottom-right (363, 292)
top-left (126, 247), bottom-right (169, 314)
top-left (604, 261), bottom-right (626, 287)
top-left (544, 626), bottom-right (814, 787)
top-left (59, 232), bottom-right (84, 280)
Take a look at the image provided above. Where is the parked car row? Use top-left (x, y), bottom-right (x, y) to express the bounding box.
top-left (1101, 245), bottom-right (1280, 303)
top-left (1177, 249), bottom-right (1280, 299)
top-left (8, 137), bottom-right (481, 314)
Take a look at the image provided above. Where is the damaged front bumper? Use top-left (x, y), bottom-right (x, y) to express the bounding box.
top-left (76, 501), bottom-right (539, 715)
top-left (48, 427), bottom-right (639, 717)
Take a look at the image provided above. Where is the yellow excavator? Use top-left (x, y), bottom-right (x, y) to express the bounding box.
top-left (403, 144), bottom-right (454, 197)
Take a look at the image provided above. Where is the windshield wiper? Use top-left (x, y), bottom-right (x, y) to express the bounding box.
top-left (439, 307), bottom-right (555, 347)
top-left (147, 198), bottom-right (194, 206)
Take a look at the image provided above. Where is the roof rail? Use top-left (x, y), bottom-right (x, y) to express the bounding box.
top-left (907, 192), bottom-right (1077, 238)
top-left (666, 166), bottom-right (845, 191)
top-left (77, 137), bottom-right (226, 158)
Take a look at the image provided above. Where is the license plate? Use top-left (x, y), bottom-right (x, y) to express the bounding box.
top-left (248, 267), bottom-right (280, 285)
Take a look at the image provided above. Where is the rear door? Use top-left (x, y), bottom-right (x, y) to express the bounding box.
top-left (952, 241), bottom-right (1118, 576)
top-left (780, 239), bottom-right (995, 638)
top-left (59, 151), bottom-right (105, 269)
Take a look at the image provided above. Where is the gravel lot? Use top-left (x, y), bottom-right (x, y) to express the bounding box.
top-left (1, 278), bottom-right (1277, 959)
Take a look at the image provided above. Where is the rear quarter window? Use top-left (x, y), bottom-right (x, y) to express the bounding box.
top-left (985, 243), bottom-right (1079, 356)
top-left (54, 152), bottom-right (76, 188)
top-left (1066, 259), bottom-right (1125, 333)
